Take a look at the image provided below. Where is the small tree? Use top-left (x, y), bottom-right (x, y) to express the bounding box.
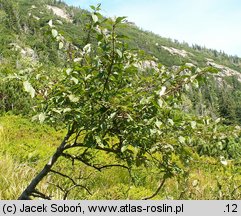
top-left (18, 6), bottom-right (226, 200)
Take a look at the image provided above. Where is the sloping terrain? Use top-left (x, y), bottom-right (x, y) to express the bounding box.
top-left (0, 0), bottom-right (240, 200)
top-left (0, 0), bottom-right (240, 123)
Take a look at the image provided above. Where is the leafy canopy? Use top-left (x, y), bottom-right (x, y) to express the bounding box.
top-left (17, 5), bottom-right (241, 200)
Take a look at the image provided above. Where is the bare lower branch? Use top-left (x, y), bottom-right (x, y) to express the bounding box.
top-left (142, 178), bottom-right (166, 200)
top-left (63, 143), bottom-right (120, 154)
top-left (50, 169), bottom-right (77, 185)
top-left (48, 181), bottom-right (92, 200)
top-left (231, 184), bottom-right (241, 198)
top-left (62, 152), bottom-right (129, 172)
top-left (97, 164), bottom-right (129, 170)
top-left (32, 189), bottom-right (51, 200)
top-left (50, 169), bottom-right (92, 195)
top-left (48, 182), bottom-right (65, 193)
top-left (63, 184), bottom-right (90, 200)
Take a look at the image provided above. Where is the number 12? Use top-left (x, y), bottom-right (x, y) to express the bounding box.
top-left (226, 204), bottom-right (238, 213)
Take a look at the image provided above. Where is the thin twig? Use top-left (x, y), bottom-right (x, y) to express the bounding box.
top-left (49, 169), bottom-right (92, 196)
top-left (48, 182), bottom-right (65, 192)
top-left (32, 189), bottom-right (51, 200)
top-left (142, 178), bottom-right (166, 200)
top-left (63, 184), bottom-right (91, 200)
top-left (62, 152), bottom-right (128, 172)
top-left (50, 169), bottom-right (76, 185)
top-left (231, 184), bottom-right (241, 198)
top-left (63, 143), bottom-right (119, 154)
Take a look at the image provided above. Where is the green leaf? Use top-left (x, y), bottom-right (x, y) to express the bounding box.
top-left (36, 74), bottom-right (41, 80)
top-left (95, 136), bottom-right (101, 144)
top-left (168, 118), bottom-right (174, 126)
top-left (90, 4), bottom-right (101, 11)
top-left (23, 81), bottom-right (35, 98)
top-left (115, 16), bottom-right (127, 24)
top-left (83, 44), bottom-right (91, 53)
top-left (48, 19), bottom-right (53, 27)
top-left (178, 136), bottom-right (185, 144)
top-left (96, 3), bottom-right (101, 10)
top-left (92, 14), bottom-right (98, 23)
top-left (159, 86), bottom-right (166, 96)
top-left (193, 79), bottom-right (199, 88)
top-left (155, 120), bottom-right (162, 128)
top-left (97, 34), bottom-right (103, 41)
top-left (157, 99), bottom-right (163, 107)
top-left (68, 94), bottom-right (79, 103)
top-left (63, 108), bottom-right (71, 113)
top-left (192, 180), bottom-right (199, 187)
top-left (116, 49), bottom-right (122, 58)
top-left (220, 156), bottom-right (228, 166)
top-left (59, 42), bottom-right (64, 49)
top-left (121, 145), bottom-right (128, 153)
top-left (66, 68), bottom-right (72, 75)
top-left (190, 121), bottom-right (196, 129)
top-left (71, 77), bottom-right (79, 84)
top-left (39, 112), bottom-right (46, 123)
top-left (110, 112), bottom-right (116, 119)
top-left (90, 5), bottom-right (96, 10)
top-left (185, 84), bottom-right (190, 91)
top-left (116, 34), bottom-right (129, 39)
top-left (52, 29), bottom-right (58, 38)
top-left (84, 74), bottom-right (92, 80)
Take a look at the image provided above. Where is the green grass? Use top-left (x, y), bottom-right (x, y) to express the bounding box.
top-left (0, 114), bottom-right (64, 199)
top-left (0, 115), bottom-right (240, 199)
top-left (0, 114), bottom-right (63, 164)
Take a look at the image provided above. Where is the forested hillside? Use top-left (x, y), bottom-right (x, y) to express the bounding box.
top-left (1, 0), bottom-right (241, 124)
top-left (0, 0), bottom-right (240, 200)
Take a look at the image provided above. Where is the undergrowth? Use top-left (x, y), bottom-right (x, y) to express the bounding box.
top-left (0, 115), bottom-right (240, 199)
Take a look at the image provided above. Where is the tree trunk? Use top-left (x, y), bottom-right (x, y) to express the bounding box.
top-left (18, 132), bottom-right (71, 200)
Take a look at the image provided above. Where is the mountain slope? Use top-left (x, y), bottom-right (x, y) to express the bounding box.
top-left (0, 0), bottom-right (240, 124)
top-left (0, 0), bottom-right (241, 200)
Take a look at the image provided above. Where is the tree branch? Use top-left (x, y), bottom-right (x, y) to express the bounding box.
top-left (142, 178), bottom-right (166, 200)
top-left (50, 169), bottom-right (92, 196)
top-left (62, 152), bottom-right (129, 172)
top-left (231, 184), bottom-right (241, 198)
top-left (32, 189), bottom-right (51, 200)
top-left (64, 142), bottom-right (119, 154)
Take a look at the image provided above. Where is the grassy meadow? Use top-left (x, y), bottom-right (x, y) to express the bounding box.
top-left (0, 115), bottom-right (240, 199)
